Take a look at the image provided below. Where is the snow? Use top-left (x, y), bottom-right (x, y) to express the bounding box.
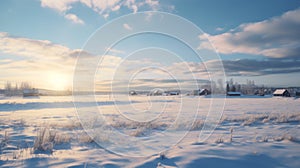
top-left (0, 96), bottom-right (299, 167)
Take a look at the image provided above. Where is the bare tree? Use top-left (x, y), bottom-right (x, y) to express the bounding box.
top-left (4, 81), bottom-right (12, 96)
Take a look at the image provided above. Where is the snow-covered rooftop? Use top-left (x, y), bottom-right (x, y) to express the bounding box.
top-left (273, 89), bottom-right (287, 95)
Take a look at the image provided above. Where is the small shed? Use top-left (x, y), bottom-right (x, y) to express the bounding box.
top-left (148, 88), bottom-right (164, 96)
top-left (227, 92), bottom-right (241, 96)
top-left (199, 89), bottom-right (210, 96)
top-left (168, 90), bottom-right (180, 96)
top-left (273, 89), bottom-right (290, 97)
top-left (129, 90), bottom-right (137, 95)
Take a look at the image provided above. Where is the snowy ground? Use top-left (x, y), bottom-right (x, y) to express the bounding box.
top-left (0, 95), bottom-right (299, 167)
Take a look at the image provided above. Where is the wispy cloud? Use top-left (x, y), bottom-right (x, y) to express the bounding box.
top-left (40, 0), bottom-right (170, 20)
top-left (64, 13), bottom-right (85, 24)
top-left (199, 8), bottom-right (300, 59)
top-left (123, 23), bottom-right (133, 30)
top-left (215, 27), bottom-right (224, 32)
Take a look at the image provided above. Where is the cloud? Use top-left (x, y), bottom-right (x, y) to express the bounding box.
top-left (131, 5), bottom-right (138, 13)
top-left (123, 23), bottom-right (133, 30)
top-left (64, 13), bottom-right (85, 24)
top-left (40, 0), bottom-right (84, 24)
top-left (40, 0), bottom-right (77, 13)
top-left (0, 32), bottom-right (201, 90)
top-left (106, 47), bottom-right (126, 55)
top-left (85, 0), bottom-right (121, 14)
top-left (111, 5), bottom-right (121, 11)
top-left (40, 0), bottom-right (170, 20)
top-left (69, 49), bottom-right (95, 58)
top-left (145, 0), bottom-right (159, 10)
top-left (0, 32), bottom-right (72, 61)
top-left (199, 8), bottom-right (300, 59)
top-left (215, 27), bottom-right (224, 32)
top-left (0, 32), bottom-right (99, 60)
top-left (206, 59), bottom-right (300, 77)
top-left (0, 32), bottom-right (101, 88)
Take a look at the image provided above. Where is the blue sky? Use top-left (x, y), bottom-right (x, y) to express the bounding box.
top-left (1, 0), bottom-right (300, 90)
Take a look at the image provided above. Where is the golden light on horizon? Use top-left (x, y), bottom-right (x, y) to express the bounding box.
top-left (46, 72), bottom-right (71, 91)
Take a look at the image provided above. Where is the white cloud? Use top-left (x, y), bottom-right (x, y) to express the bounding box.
top-left (145, 0), bottom-right (159, 9)
top-left (40, 0), bottom-right (171, 20)
top-left (111, 5), bottom-right (121, 11)
top-left (88, 0), bottom-right (121, 14)
top-left (40, 0), bottom-right (77, 13)
top-left (131, 4), bottom-right (138, 13)
top-left (64, 13), bottom-right (85, 24)
top-left (215, 27), bottom-right (224, 32)
top-left (199, 8), bottom-right (300, 59)
top-left (103, 13), bottom-right (109, 19)
top-left (123, 23), bottom-right (133, 30)
top-left (0, 33), bottom-right (71, 60)
top-left (106, 47), bottom-right (126, 55)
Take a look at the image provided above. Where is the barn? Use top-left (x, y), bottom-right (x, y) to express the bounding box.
top-left (190, 89), bottom-right (210, 96)
top-left (273, 89), bottom-right (290, 97)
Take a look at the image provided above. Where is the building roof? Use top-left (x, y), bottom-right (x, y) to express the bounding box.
top-left (199, 89), bottom-right (208, 93)
top-left (273, 89), bottom-right (288, 95)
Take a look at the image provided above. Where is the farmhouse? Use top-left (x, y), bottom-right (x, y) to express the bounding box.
top-left (166, 90), bottom-right (180, 96)
top-left (23, 88), bottom-right (39, 97)
top-left (199, 89), bottom-right (210, 96)
top-left (148, 88), bottom-right (164, 96)
top-left (273, 89), bottom-right (290, 97)
top-left (190, 89), bottom-right (210, 96)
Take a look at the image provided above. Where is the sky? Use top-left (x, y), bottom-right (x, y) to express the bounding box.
top-left (0, 0), bottom-right (300, 90)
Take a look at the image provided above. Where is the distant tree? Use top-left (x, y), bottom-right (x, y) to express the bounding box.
top-left (4, 81), bottom-right (12, 96)
top-left (211, 81), bottom-right (217, 93)
top-left (217, 79), bottom-right (224, 92)
top-left (20, 82), bottom-right (32, 90)
top-left (13, 83), bottom-right (19, 95)
top-left (226, 83), bottom-right (230, 93)
top-left (231, 85), bottom-right (236, 92)
top-left (236, 84), bottom-right (241, 92)
top-left (229, 78), bottom-right (234, 86)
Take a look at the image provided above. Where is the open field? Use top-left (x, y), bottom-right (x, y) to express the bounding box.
top-left (0, 96), bottom-right (299, 167)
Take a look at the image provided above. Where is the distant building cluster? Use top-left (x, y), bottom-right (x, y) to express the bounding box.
top-left (224, 79), bottom-right (299, 97)
top-left (129, 78), bottom-right (300, 98)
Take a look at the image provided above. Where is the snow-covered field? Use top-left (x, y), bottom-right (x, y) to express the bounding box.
top-left (0, 95), bottom-right (299, 167)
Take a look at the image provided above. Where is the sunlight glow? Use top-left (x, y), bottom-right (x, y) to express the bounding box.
top-left (46, 72), bottom-right (70, 91)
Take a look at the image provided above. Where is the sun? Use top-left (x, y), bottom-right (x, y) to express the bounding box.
top-left (47, 72), bottom-right (70, 91)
